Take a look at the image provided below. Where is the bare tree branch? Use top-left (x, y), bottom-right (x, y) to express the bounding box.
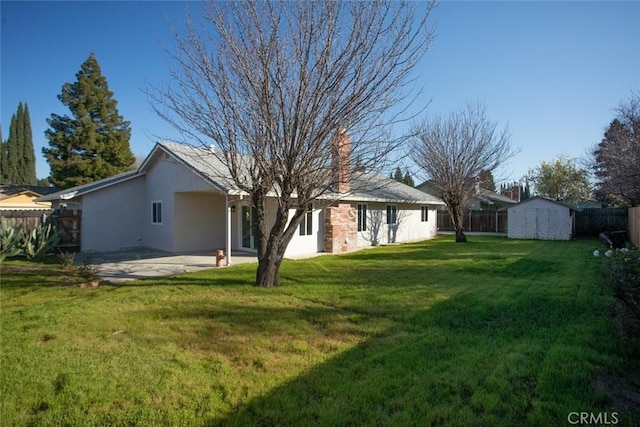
top-left (593, 92), bottom-right (640, 206)
top-left (146, 0), bottom-right (436, 285)
top-left (410, 102), bottom-right (516, 242)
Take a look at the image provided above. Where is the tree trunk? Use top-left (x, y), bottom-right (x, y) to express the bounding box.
top-left (253, 196), bottom-right (307, 287)
top-left (254, 230), bottom-right (296, 287)
top-left (255, 252), bottom-right (282, 287)
top-left (455, 228), bottom-right (467, 243)
top-left (448, 203), bottom-right (468, 243)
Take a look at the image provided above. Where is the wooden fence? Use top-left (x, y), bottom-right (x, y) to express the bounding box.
top-left (630, 207), bottom-right (640, 248)
top-left (0, 209), bottom-right (50, 233)
top-left (437, 207), bottom-right (633, 239)
top-left (574, 208), bottom-right (628, 237)
top-left (437, 210), bottom-right (508, 233)
top-left (0, 209), bottom-right (81, 250)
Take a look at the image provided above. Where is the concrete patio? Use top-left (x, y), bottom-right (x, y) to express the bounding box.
top-left (75, 249), bottom-right (258, 283)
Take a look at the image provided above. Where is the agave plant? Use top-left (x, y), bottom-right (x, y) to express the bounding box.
top-left (23, 223), bottom-right (61, 261)
top-left (0, 217), bottom-right (25, 262)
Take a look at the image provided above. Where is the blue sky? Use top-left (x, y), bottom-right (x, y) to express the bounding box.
top-left (2, 1), bottom-right (639, 184)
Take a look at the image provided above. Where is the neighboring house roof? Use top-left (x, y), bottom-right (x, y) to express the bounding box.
top-left (476, 188), bottom-right (518, 207)
top-left (0, 185), bottom-right (59, 209)
top-left (0, 185), bottom-right (59, 200)
top-left (37, 141), bottom-right (444, 206)
top-left (415, 181), bottom-right (517, 207)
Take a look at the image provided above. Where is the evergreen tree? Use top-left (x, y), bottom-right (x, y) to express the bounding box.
top-left (393, 166), bottom-right (403, 182)
top-left (43, 53), bottom-right (134, 188)
top-left (402, 170), bottom-right (414, 187)
top-left (1, 103), bottom-right (36, 184)
top-left (521, 181), bottom-right (531, 200)
top-left (0, 126), bottom-right (5, 183)
top-left (18, 103), bottom-right (36, 184)
top-left (478, 169), bottom-right (496, 192)
top-left (3, 113), bottom-right (19, 183)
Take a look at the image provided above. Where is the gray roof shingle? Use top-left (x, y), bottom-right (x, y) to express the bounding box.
top-left (38, 141), bottom-right (444, 206)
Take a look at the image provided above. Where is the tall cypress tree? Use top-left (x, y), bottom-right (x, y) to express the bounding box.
top-left (4, 113), bottom-right (19, 183)
top-left (16, 103), bottom-right (36, 184)
top-left (402, 170), bottom-right (415, 187)
top-left (1, 103), bottom-right (35, 185)
top-left (43, 53), bottom-right (134, 188)
top-left (0, 126), bottom-right (6, 183)
top-left (393, 166), bottom-right (404, 182)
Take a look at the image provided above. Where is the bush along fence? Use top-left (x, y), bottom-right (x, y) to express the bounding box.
top-left (0, 209), bottom-right (81, 251)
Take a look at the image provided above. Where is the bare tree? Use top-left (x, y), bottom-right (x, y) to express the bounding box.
top-left (147, 1), bottom-right (435, 286)
top-left (593, 93), bottom-right (640, 206)
top-left (411, 103), bottom-right (515, 242)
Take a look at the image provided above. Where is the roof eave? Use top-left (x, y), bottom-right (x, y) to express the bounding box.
top-left (34, 171), bottom-right (145, 202)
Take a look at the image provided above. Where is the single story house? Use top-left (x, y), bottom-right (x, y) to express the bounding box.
top-left (507, 196), bottom-right (575, 241)
top-left (37, 141), bottom-right (445, 263)
top-left (415, 181), bottom-right (517, 211)
top-left (0, 185), bottom-right (58, 210)
top-left (472, 188), bottom-right (518, 211)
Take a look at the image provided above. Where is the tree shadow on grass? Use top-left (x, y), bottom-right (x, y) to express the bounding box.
top-left (137, 287), bottom-right (618, 426)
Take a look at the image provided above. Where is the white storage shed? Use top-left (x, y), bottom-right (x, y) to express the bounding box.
top-left (507, 197), bottom-right (574, 241)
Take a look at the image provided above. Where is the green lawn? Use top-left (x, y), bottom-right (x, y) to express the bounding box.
top-left (0, 236), bottom-right (629, 425)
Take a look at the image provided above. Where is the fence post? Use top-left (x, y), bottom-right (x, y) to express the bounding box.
top-left (630, 207), bottom-right (640, 248)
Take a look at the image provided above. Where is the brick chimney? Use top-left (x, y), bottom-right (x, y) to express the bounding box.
top-left (508, 185), bottom-right (521, 202)
top-left (324, 129), bottom-right (356, 254)
top-left (333, 129), bottom-right (351, 194)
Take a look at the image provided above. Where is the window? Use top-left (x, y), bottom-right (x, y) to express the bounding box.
top-left (299, 203), bottom-right (313, 236)
top-left (357, 204), bottom-right (367, 232)
top-left (421, 206), bottom-right (429, 222)
top-left (386, 205), bottom-right (397, 225)
top-left (152, 201), bottom-right (162, 224)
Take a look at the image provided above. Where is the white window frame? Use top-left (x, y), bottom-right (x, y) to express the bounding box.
top-left (386, 205), bottom-right (397, 225)
top-left (421, 206), bottom-right (429, 222)
top-left (357, 204), bottom-right (367, 232)
top-left (152, 201), bottom-right (163, 225)
top-left (299, 203), bottom-right (313, 236)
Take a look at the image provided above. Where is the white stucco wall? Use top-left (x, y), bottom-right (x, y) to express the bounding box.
top-left (507, 198), bottom-right (571, 240)
top-left (143, 154), bottom-right (224, 252)
top-left (81, 176), bottom-right (145, 252)
top-left (174, 193), bottom-right (227, 253)
top-left (356, 202), bottom-right (438, 247)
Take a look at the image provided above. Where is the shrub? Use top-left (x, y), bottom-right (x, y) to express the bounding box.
top-left (602, 246), bottom-right (640, 359)
top-left (0, 217), bottom-right (25, 263)
top-left (606, 247), bottom-right (640, 318)
top-left (23, 223), bottom-right (61, 261)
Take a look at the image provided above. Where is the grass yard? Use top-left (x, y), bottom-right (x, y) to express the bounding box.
top-left (0, 236), bottom-right (631, 425)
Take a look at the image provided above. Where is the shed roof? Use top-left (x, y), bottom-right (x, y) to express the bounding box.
top-left (510, 196), bottom-right (576, 211)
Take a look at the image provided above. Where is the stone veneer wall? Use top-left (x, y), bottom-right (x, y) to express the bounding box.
top-left (324, 203), bottom-right (357, 253)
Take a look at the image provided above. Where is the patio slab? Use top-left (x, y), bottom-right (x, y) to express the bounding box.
top-left (75, 249), bottom-right (258, 283)
top-left (75, 249), bottom-right (328, 283)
